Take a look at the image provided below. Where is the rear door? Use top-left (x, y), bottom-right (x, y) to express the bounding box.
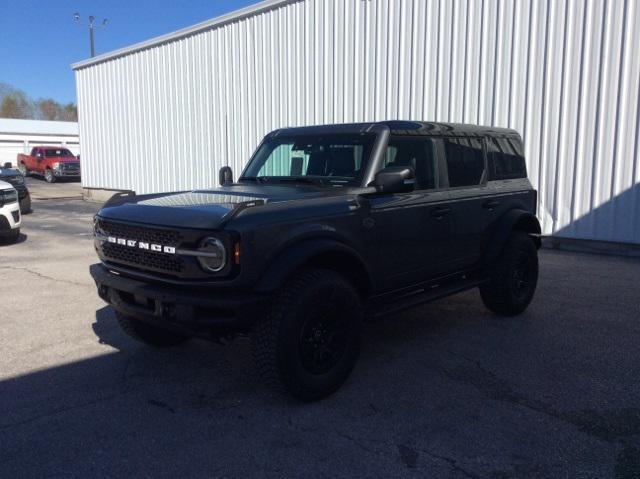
top-left (440, 136), bottom-right (491, 271)
top-left (365, 136), bottom-right (455, 291)
top-left (485, 135), bottom-right (534, 230)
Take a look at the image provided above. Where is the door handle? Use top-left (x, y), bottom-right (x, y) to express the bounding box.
top-left (431, 206), bottom-right (451, 218)
top-left (483, 199), bottom-right (500, 210)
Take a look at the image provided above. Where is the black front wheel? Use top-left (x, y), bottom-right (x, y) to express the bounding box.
top-left (480, 231), bottom-right (539, 316)
top-left (252, 269), bottom-right (363, 401)
top-left (18, 163), bottom-right (29, 177)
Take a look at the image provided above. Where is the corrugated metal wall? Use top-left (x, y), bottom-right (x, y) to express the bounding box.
top-left (75, 0), bottom-right (640, 244)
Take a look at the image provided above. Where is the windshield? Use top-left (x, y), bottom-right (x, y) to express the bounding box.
top-left (45, 149), bottom-right (74, 157)
top-left (242, 133), bottom-right (376, 186)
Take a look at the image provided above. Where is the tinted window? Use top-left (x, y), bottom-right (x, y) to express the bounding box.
top-left (488, 137), bottom-right (526, 180)
top-left (44, 148), bottom-right (73, 157)
top-left (443, 137), bottom-right (485, 187)
top-left (384, 137), bottom-right (438, 190)
top-left (244, 134), bottom-right (375, 186)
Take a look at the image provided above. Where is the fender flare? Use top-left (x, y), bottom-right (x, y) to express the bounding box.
top-left (254, 237), bottom-right (372, 295)
top-left (485, 209), bottom-right (541, 265)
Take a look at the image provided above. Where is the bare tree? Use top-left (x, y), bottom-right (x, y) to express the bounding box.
top-left (0, 83), bottom-right (77, 121)
top-left (60, 103), bottom-right (78, 122)
top-left (36, 98), bottom-right (60, 120)
top-left (0, 90), bottom-right (33, 119)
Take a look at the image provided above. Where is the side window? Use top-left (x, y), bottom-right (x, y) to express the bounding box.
top-left (30, 148), bottom-right (38, 156)
top-left (384, 137), bottom-right (439, 190)
top-left (488, 137), bottom-right (527, 180)
top-left (442, 137), bottom-right (485, 187)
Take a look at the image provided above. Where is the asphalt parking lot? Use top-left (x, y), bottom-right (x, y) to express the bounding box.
top-left (1, 184), bottom-right (639, 478)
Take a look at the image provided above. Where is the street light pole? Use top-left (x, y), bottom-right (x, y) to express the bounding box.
top-left (89, 16), bottom-right (95, 57)
top-left (74, 13), bottom-right (108, 58)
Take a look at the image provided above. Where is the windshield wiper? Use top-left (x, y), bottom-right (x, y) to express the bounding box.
top-left (269, 177), bottom-right (326, 186)
top-left (240, 177), bottom-right (268, 183)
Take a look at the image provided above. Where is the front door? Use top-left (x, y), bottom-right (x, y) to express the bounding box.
top-left (364, 136), bottom-right (455, 292)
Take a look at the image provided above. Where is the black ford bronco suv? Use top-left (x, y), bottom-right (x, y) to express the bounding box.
top-left (90, 121), bottom-right (541, 401)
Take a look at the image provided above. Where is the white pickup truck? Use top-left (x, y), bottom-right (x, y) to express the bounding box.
top-left (0, 180), bottom-right (21, 243)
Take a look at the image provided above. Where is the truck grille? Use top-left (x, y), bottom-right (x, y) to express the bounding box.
top-left (96, 219), bottom-right (182, 246)
top-left (101, 243), bottom-right (184, 273)
top-left (96, 219), bottom-right (184, 274)
top-left (61, 162), bottom-right (80, 172)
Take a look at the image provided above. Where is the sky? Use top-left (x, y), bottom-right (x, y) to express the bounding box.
top-left (0, 0), bottom-right (259, 105)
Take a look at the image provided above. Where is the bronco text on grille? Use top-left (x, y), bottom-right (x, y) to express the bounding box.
top-left (95, 219), bottom-right (184, 274)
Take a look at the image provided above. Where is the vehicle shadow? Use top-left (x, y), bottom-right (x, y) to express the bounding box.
top-left (0, 283), bottom-right (635, 477)
top-left (0, 232), bottom-right (27, 246)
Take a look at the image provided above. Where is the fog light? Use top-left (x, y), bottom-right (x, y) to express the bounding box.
top-left (197, 237), bottom-right (226, 273)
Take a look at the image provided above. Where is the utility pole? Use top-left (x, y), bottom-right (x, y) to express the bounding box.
top-left (74, 13), bottom-right (108, 58)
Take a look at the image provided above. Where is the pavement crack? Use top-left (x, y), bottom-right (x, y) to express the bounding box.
top-left (335, 431), bottom-right (380, 456)
top-left (0, 392), bottom-right (125, 431)
top-left (147, 399), bottom-right (176, 414)
top-left (0, 265), bottom-right (87, 287)
top-left (445, 349), bottom-right (498, 380)
top-left (441, 350), bottom-right (637, 446)
top-left (420, 449), bottom-right (481, 479)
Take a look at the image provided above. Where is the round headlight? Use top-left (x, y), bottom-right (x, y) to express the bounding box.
top-left (197, 237), bottom-right (227, 273)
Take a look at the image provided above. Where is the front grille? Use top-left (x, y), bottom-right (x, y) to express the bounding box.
top-left (102, 242), bottom-right (184, 273)
top-left (97, 219), bottom-right (182, 246)
top-left (61, 163), bottom-right (80, 172)
top-left (11, 210), bottom-right (19, 223)
top-left (96, 219), bottom-right (184, 274)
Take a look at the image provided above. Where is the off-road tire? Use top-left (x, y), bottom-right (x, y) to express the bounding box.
top-left (44, 168), bottom-right (56, 183)
top-left (252, 269), bottom-right (363, 402)
top-left (115, 311), bottom-right (189, 347)
top-left (480, 231), bottom-right (539, 316)
top-left (18, 163), bottom-right (29, 177)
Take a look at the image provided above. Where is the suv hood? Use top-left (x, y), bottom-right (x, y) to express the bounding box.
top-left (97, 184), bottom-right (339, 229)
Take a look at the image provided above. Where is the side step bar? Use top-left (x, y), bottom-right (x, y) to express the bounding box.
top-left (366, 272), bottom-right (487, 320)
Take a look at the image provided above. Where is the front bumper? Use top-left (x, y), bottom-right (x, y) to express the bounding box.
top-left (0, 201), bottom-right (21, 233)
top-left (53, 170), bottom-right (81, 177)
top-left (90, 263), bottom-right (270, 336)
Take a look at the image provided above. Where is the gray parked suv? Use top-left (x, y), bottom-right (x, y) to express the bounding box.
top-left (90, 121), bottom-right (541, 401)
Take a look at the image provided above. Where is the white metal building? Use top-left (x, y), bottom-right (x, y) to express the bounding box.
top-left (0, 119), bottom-right (79, 167)
top-left (73, 0), bottom-right (640, 245)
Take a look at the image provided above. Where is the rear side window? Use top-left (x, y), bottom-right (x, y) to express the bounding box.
top-left (488, 137), bottom-right (527, 180)
top-left (442, 137), bottom-right (485, 187)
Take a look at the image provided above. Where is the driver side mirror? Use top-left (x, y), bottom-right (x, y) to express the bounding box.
top-left (3, 162), bottom-right (11, 169)
top-left (371, 166), bottom-right (415, 194)
top-left (219, 166), bottom-right (233, 186)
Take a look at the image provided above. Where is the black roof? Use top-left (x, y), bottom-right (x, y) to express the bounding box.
top-left (270, 121), bottom-right (519, 138)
